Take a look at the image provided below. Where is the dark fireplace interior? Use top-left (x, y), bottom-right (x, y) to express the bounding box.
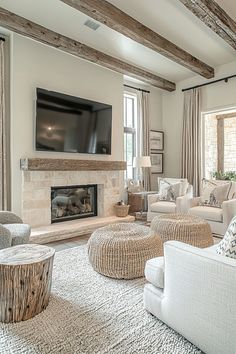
top-left (51, 184), bottom-right (97, 223)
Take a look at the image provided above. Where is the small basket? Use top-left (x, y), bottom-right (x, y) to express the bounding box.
top-left (114, 204), bottom-right (130, 217)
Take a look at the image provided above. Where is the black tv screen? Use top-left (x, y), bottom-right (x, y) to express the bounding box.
top-left (35, 88), bottom-right (112, 154)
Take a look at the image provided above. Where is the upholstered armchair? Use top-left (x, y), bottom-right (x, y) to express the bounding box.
top-left (188, 182), bottom-right (236, 236)
top-left (147, 178), bottom-right (193, 222)
top-left (0, 211), bottom-right (31, 250)
top-left (144, 240), bottom-right (236, 354)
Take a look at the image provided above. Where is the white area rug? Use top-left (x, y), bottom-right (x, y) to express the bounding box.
top-left (0, 246), bottom-right (202, 354)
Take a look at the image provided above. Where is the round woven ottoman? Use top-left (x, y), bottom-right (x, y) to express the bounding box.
top-left (150, 214), bottom-right (214, 248)
top-left (88, 223), bottom-right (163, 279)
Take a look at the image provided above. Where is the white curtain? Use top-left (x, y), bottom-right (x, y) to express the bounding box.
top-left (137, 91), bottom-right (151, 191)
top-left (0, 40), bottom-right (8, 210)
top-left (181, 88), bottom-right (202, 196)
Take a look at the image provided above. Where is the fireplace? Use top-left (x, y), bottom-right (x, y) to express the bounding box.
top-left (51, 184), bottom-right (97, 223)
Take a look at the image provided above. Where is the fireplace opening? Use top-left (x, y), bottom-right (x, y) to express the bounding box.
top-left (51, 184), bottom-right (97, 223)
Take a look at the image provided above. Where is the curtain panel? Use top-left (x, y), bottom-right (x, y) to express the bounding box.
top-left (137, 91), bottom-right (151, 191)
top-left (181, 88), bottom-right (202, 196)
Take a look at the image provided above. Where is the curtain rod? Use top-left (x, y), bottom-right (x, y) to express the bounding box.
top-left (182, 74), bottom-right (236, 92)
top-left (124, 84), bottom-right (150, 94)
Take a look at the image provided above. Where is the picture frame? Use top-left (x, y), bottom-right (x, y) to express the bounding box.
top-left (150, 153), bottom-right (163, 174)
top-left (150, 130), bottom-right (164, 152)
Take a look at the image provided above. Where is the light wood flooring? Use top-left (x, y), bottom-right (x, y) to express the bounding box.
top-left (45, 230), bottom-right (221, 252)
top-left (46, 234), bottom-right (90, 252)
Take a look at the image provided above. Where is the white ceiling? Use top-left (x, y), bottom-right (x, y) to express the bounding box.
top-left (0, 0), bottom-right (235, 83)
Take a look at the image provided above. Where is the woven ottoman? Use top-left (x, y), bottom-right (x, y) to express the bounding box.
top-left (88, 223), bottom-right (163, 279)
top-left (150, 214), bottom-right (214, 248)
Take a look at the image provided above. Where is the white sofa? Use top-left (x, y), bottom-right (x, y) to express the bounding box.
top-left (188, 182), bottom-right (236, 236)
top-left (147, 178), bottom-right (193, 222)
top-left (144, 241), bottom-right (236, 354)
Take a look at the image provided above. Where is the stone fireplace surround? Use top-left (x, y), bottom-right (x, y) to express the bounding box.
top-left (21, 158), bottom-right (126, 228)
top-left (22, 169), bottom-right (123, 227)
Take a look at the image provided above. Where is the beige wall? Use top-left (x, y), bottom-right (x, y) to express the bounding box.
top-left (10, 34), bottom-right (124, 216)
top-left (162, 60), bottom-right (236, 178)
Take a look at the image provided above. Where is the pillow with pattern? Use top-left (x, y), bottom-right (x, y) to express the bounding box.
top-left (159, 180), bottom-right (182, 202)
top-left (216, 216), bottom-right (236, 259)
top-left (200, 179), bottom-right (231, 208)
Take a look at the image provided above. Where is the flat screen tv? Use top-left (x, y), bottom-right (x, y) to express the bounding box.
top-left (35, 88), bottom-right (112, 155)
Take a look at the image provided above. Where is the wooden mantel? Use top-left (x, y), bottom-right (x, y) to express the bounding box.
top-left (20, 158), bottom-right (126, 171)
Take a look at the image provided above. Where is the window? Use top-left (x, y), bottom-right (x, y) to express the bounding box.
top-left (123, 93), bottom-right (137, 180)
top-left (203, 110), bottom-right (236, 178)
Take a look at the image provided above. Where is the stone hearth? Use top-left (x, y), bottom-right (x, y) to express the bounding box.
top-left (22, 170), bottom-right (123, 227)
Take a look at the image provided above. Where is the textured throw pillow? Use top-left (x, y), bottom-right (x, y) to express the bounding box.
top-left (200, 179), bottom-right (231, 208)
top-left (216, 216), bottom-right (236, 259)
top-left (158, 180), bottom-right (182, 202)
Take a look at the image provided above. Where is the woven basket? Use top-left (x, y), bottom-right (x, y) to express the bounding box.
top-left (114, 204), bottom-right (130, 217)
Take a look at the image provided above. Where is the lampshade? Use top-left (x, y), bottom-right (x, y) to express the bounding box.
top-left (133, 156), bottom-right (151, 168)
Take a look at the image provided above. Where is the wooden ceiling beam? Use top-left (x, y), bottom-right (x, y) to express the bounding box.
top-left (216, 112), bottom-right (236, 120)
top-left (61, 0), bottom-right (214, 79)
top-left (179, 0), bottom-right (236, 50)
top-left (0, 7), bottom-right (175, 91)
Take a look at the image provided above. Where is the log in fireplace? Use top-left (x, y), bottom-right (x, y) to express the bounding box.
top-left (51, 184), bottom-right (97, 223)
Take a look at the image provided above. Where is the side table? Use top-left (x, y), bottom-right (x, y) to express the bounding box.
top-left (0, 244), bottom-right (55, 323)
top-left (128, 191), bottom-right (157, 220)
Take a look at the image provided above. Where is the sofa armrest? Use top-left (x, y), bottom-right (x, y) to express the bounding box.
top-left (186, 184), bottom-right (193, 198)
top-left (176, 195), bottom-right (189, 213)
top-left (0, 211), bottom-right (23, 224)
top-left (187, 197), bottom-right (201, 209)
top-left (0, 224), bottom-right (12, 249)
top-left (148, 194), bottom-right (159, 211)
top-left (222, 198), bottom-right (236, 226)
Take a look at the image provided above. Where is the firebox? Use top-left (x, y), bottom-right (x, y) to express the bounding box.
top-left (51, 184), bottom-right (97, 223)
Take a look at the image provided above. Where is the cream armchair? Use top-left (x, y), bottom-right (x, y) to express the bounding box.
top-left (147, 178), bottom-right (193, 222)
top-left (188, 194), bottom-right (236, 236)
top-left (144, 240), bottom-right (236, 354)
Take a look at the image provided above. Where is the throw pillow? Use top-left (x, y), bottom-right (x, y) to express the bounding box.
top-left (159, 180), bottom-right (182, 202)
top-left (200, 179), bottom-right (231, 208)
top-left (216, 216), bottom-right (236, 259)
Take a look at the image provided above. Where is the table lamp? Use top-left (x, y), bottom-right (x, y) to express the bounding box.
top-left (133, 156), bottom-right (151, 188)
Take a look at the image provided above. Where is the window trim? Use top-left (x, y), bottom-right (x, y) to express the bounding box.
top-left (123, 92), bottom-right (138, 180)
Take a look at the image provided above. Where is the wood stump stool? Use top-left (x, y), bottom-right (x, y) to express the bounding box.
top-left (0, 244), bottom-right (55, 323)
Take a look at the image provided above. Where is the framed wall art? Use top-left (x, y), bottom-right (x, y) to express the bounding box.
top-left (150, 153), bottom-right (163, 174)
top-left (150, 130), bottom-right (164, 152)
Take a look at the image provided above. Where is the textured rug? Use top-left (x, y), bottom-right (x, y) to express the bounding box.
top-left (0, 246), bottom-right (202, 354)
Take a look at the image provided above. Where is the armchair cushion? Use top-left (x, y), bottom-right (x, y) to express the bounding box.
top-left (189, 205), bottom-right (223, 222)
top-left (145, 257), bottom-right (164, 289)
top-left (216, 216), bottom-right (236, 259)
top-left (200, 179), bottom-right (232, 208)
top-left (158, 178), bottom-right (188, 202)
top-left (150, 201), bottom-right (176, 214)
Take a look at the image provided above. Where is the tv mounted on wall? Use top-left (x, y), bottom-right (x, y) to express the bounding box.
top-left (35, 88), bottom-right (112, 155)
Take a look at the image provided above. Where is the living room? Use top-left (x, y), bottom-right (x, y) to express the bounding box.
top-left (0, 0), bottom-right (236, 353)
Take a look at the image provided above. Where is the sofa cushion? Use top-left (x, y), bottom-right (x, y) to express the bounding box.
top-left (150, 201), bottom-right (176, 214)
top-left (216, 216), bottom-right (236, 259)
top-left (145, 257), bottom-right (164, 289)
top-left (189, 206), bottom-right (223, 222)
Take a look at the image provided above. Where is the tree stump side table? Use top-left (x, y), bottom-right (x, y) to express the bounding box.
top-left (0, 244), bottom-right (55, 323)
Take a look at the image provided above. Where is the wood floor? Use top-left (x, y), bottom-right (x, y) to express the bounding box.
top-left (46, 234), bottom-right (90, 252)
top-left (45, 232), bottom-right (220, 252)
